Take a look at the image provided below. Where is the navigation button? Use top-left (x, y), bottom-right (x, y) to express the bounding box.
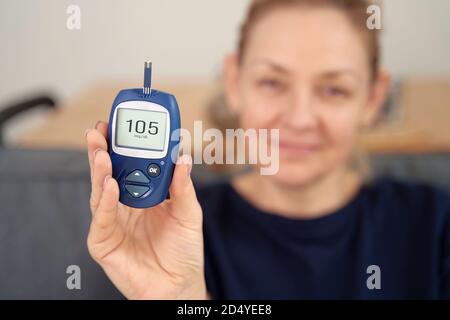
top-left (126, 170), bottom-right (150, 183)
top-left (125, 184), bottom-right (150, 198)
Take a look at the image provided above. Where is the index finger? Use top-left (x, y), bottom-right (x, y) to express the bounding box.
top-left (86, 121), bottom-right (109, 179)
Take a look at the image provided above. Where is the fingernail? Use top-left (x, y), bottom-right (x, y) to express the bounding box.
top-left (187, 162), bottom-right (192, 177)
top-left (103, 175), bottom-right (111, 187)
top-left (95, 121), bottom-right (101, 129)
top-left (84, 129), bottom-right (91, 138)
top-left (94, 148), bottom-right (102, 159)
top-left (184, 154), bottom-right (193, 177)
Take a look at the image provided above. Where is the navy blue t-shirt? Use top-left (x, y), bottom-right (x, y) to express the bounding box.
top-left (196, 178), bottom-right (450, 299)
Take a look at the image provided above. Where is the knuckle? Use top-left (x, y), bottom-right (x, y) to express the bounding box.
top-left (89, 195), bottom-right (98, 212)
top-left (86, 234), bottom-right (100, 261)
top-left (95, 154), bottom-right (111, 171)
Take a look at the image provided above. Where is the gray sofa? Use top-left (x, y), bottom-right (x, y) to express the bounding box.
top-left (0, 147), bottom-right (449, 299)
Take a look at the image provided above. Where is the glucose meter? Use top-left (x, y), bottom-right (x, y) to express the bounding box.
top-left (108, 62), bottom-right (180, 208)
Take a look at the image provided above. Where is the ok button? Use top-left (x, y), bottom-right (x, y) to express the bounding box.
top-left (147, 163), bottom-right (161, 177)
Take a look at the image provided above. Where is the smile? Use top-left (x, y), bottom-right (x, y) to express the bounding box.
top-left (279, 141), bottom-right (321, 155)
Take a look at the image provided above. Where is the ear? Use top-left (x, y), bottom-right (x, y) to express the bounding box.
top-left (223, 53), bottom-right (241, 115)
top-left (362, 69), bottom-right (392, 127)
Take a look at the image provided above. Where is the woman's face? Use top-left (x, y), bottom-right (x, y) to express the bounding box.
top-left (225, 6), bottom-right (389, 186)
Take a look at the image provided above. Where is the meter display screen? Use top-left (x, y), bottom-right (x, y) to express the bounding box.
top-left (115, 108), bottom-right (167, 151)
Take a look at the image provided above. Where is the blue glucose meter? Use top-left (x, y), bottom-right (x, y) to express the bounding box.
top-left (108, 62), bottom-right (180, 208)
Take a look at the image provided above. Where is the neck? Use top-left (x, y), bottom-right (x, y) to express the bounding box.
top-left (232, 167), bottom-right (362, 219)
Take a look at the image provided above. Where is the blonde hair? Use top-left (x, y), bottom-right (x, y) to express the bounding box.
top-left (238, 0), bottom-right (380, 79)
top-left (209, 0), bottom-right (381, 178)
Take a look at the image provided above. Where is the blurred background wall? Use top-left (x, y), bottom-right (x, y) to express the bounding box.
top-left (1, 0), bottom-right (450, 300)
top-left (0, 0), bottom-right (247, 104)
top-left (1, 0), bottom-right (450, 105)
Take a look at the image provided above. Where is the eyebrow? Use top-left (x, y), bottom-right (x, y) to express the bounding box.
top-left (319, 69), bottom-right (361, 81)
top-left (250, 58), bottom-right (361, 81)
top-left (251, 59), bottom-right (290, 74)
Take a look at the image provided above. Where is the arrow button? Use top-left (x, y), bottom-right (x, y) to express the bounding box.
top-left (125, 184), bottom-right (150, 198)
top-left (126, 170), bottom-right (150, 183)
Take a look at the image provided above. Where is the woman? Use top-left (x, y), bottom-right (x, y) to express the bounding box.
top-left (85, 0), bottom-right (450, 299)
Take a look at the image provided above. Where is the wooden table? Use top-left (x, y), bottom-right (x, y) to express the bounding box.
top-left (360, 77), bottom-right (450, 153)
top-left (18, 78), bottom-right (450, 154)
top-left (18, 81), bottom-right (220, 151)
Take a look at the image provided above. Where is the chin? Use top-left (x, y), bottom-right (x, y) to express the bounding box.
top-left (263, 159), bottom-right (330, 187)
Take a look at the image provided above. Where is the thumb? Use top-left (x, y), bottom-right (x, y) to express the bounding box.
top-left (168, 154), bottom-right (202, 226)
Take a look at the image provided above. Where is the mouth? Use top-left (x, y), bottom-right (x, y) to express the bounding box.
top-left (279, 141), bottom-right (322, 155)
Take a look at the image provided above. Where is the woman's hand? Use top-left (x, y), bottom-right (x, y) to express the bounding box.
top-left (85, 121), bottom-right (207, 300)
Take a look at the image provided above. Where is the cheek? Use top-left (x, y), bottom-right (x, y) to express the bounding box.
top-left (238, 90), bottom-right (281, 129)
top-left (272, 108), bottom-right (361, 186)
top-left (320, 106), bottom-right (361, 161)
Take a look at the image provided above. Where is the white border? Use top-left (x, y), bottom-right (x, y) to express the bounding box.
top-left (111, 100), bottom-right (171, 158)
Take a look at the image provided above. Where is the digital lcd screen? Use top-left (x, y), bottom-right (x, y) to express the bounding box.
top-left (115, 108), bottom-right (167, 151)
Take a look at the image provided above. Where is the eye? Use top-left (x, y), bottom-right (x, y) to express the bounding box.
top-left (320, 85), bottom-right (350, 98)
top-left (257, 78), bottom-right (285, 92)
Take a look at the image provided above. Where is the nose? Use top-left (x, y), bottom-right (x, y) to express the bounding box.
top-left (284, 86), bottom-right (318, 130)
